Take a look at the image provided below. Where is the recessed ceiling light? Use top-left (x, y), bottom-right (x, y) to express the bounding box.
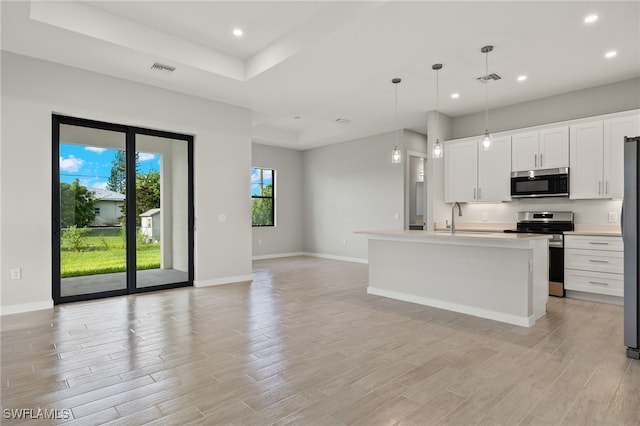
top-left (517, 75), bottom-right (527, 82)
top-left (605, 50), bottom-right (617, 58)
top-left (233, 28), bottom-right (243, 37)
top-left (451, 93), bottom-right (460, 99)
top-left (584, 14), bottom-right (599, 24)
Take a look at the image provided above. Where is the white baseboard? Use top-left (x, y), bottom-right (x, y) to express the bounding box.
top-left (194, 274), bottom-right (254, 288)
top-left (252, 252), bottom-right (304, 260)
top-left (1, 300), bottom-right (54, 316)
top-left (565, 290), bottom-right (624, 305)
top-left (302, 252), bottom-right (368, 264)
top-left (367, 287), bottom-right (533, 328)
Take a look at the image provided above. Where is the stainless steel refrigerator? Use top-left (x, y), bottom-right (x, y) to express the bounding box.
top-left (624, 136), bottom-right (640, 359)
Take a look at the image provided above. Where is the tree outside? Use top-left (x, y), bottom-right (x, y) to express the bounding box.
top-left (60, 178), bottom-right (96, 227)
top-left (252, 184), bottom-right (274, 226)
top-left (136, 170), bottom-right (160, 225)
top-left (107, 152), bottom-right (160, 225)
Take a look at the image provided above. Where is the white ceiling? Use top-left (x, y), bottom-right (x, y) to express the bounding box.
top-left (2, 1), bottom-right (639, 150)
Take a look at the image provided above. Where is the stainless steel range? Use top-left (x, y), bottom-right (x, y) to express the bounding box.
top-left (504, 211), bottom-right (574, 297)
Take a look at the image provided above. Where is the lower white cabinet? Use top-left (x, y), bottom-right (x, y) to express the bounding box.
top-left (565, 235), bottom-right (623, 297)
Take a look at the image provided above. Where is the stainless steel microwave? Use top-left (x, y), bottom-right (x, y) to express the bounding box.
top-left (511, 167), bottom-right (569, 198)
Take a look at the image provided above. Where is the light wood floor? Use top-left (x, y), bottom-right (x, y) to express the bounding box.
top-left (1, 256), bottom-right (638, 425)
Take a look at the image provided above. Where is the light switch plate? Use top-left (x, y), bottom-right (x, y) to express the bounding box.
top-left (608, 212), bottom-right (617, 223)
top-left (218, 214), bottom-right (227, 222)
top-left (10, 268), bottom-right (21, 280)
top-left (481, 212), bottom-right (488, 222)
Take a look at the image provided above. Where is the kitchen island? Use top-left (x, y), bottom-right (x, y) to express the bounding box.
top-left (356, 230), bottom-right (550, 327)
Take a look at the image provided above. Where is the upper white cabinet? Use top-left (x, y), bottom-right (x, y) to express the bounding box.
top-left (478, 135), bottom-right (512, 202)
top-left (445, 135), bottom-right (511, 203)
top-left (570, 121), bottom-right (604, 199)
top-left (570, 114), bottom-right (640, 199)
top-left (604, 115), bottom-right (640, 199)
top-left (445, 138), bottom-right (477, 203)
top-left (511, 126), bottom-right (569, 171)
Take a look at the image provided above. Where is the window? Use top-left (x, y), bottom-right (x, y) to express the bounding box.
top-left (94, 207), bottom-right (101, 216)
top-left (251, 167), bottom-right (275, 226)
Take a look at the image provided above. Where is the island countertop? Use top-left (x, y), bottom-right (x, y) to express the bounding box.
top-left (355, 230), bottom-right (551, 248)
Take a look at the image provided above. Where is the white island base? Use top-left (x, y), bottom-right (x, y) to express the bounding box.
top-left (360, 231), bottom-right (550, 327)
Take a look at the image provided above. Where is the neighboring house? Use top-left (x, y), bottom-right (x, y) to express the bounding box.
top-left (91, 188), bottom-right (125, 226)
top-left (140, 208), bottom-right (161, 242)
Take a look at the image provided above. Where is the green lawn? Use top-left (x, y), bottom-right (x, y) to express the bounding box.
top-left (61, 235), bottom-right (160, 278)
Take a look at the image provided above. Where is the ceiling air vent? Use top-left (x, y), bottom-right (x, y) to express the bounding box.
top-left (335, 118), bottom-right (351, 124)
top-left (476, 73), bottom-right (502, 83)
top-left (151, 63), bottom-right (176, 73)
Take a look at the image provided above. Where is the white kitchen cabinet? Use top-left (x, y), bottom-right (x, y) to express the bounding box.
top-left (511, 126), bottom-right (568, 172)
top-left (570, 114), bottom-right (640, 199)
top-left (603, 114), bottom-right (640, 199)
top-left (570, 120), bottom-right (604, 199)
top-left (478, 135), bottom-right (511, 202)
top-left (444, 138), bottom-right (477, 203)
top-left (444, 136), bottom-right (511, 203)
top-left (539, 126), bottom-right (570, 169)
top-left (565, 235), bottom-right (624, 297)
top-left (511, 131), bottom-right (538, 171)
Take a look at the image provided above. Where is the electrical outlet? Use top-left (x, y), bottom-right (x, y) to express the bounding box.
top-left (481, 212), bottom-right (488, 222)
top-left (342, 239), bottom-right (347, 245)
top-left (10, 268), bottom-right (21, 280)
top-left (258, 238), bottom-right (263, 245)
top-left (608, 212), bottom-right (618, 223)
top-left (218, 214), bottom-right (226, 222)
top-left (394, 212), bottom-right (399, 220)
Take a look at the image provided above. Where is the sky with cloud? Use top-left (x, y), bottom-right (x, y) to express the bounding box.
top-left (60, 144), bottom-right (159, 192)
top-left (251, 167), bottom-right (273, 196)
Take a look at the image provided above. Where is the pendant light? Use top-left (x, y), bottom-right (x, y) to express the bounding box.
top-left (480, 45), bottom-right (494, 151)
top-left (391, 78), bottom-right (402, 164)
top-left (432, 63), bottom-right (443, 159)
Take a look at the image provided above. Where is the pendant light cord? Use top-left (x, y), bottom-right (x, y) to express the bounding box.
top-left (485, 50), bottom-right (489, 133)
top-left (435, 67), bottom-right (439, 141)
top-left (395, 82), bottom-right (399, 146)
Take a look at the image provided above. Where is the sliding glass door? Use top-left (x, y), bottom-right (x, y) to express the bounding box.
top-left (134, 133), bottom-right (190, 289)
top-left (52, 115), bottom-right (193, 303)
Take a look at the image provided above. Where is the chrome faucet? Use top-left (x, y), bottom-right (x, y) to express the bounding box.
top-left (450, 202), bottom-right (462, 234)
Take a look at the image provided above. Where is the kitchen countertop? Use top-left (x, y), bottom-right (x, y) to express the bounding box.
top-left (356, 229), bottom-right (551, 243)
top-left (565, 224), bottom-right (621, 237)
top-left (564, 230), bottom-right (622, 237)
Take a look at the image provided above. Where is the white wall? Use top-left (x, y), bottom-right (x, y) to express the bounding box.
top-left (430, 80), bottom-right (640, 229)
top-left (1, 52), bottom-right (253, 314)
top-left (452, 78), bottom-right (640, 139)
top-left (302, 130), bottom-right (412, 261)
top-left (251, 143), bottom-right (304, 258)
top-left (426, 110), bottom-right (453, 231)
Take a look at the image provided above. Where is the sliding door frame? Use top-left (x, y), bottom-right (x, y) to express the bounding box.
top-left (52, 114), bottom-right (194, 304)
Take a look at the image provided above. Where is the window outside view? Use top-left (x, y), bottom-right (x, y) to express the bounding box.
top-left (59, 143), bottom-right (161, 278)
top-left (251, 167), bottom-right (275, 226)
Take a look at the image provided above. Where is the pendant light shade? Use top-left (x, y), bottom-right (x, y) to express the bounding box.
top-left (391, 78), bottom-right (402, 164)
top-left (480, 45), bottom-right (494, 151)
top-left (392, 146), bottom-right (401, 163)
top-left (432, 63), bottom-right (443, 159)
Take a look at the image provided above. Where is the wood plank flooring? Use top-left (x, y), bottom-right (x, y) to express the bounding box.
top-left (1, 256), bottom-right (638, 425)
